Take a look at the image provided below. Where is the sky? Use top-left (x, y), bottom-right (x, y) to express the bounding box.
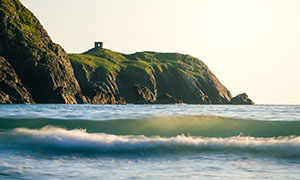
top-left (20, 0), bottom-right (300, 104)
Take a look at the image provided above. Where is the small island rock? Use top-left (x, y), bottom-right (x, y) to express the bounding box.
top-left (230, 93), bottom-right (255, 105)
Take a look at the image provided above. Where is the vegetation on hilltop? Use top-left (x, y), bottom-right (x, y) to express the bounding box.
top-left (70, 49), bottom-right (207, 82)
top-left (69, 48), bottom-right (232, 104)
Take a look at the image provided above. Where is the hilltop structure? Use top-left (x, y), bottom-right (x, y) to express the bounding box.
top-left (94, 42), bottom-right (103, 49)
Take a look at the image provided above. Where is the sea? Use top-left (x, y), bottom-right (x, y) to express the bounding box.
top-left (0, 104), bottom-right (299, 180)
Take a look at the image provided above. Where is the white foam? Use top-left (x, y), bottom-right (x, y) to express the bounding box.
top-left (4, 126), bottom-right (300, 155)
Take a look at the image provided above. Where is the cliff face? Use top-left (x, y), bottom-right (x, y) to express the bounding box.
top-left (70, 48), bottom-right (233, 104)
top-left (0, 56), bottom-right (33, 103)
top-left (0, 0), bottom-right (86, 103)
top-left (0, 0), bottom-right (253, 105)
top-left (70, 59), bottom-right (125, 104)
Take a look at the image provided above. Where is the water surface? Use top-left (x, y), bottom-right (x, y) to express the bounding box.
top-left (0, 104), bottom-right (299, 179)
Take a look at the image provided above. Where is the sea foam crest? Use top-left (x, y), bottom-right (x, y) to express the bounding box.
top-left (2, 126), bottom-right (300, 157)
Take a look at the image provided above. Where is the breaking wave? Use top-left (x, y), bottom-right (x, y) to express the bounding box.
top-left (0, 126), bottom-right (300, 158)
top-left (1, 115), bottom-right (300, 157)
top-left (1, 115), bottom-right (300, 137)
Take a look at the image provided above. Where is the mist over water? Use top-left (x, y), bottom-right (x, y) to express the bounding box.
top-left (0, 104), bottom-right (300, 179)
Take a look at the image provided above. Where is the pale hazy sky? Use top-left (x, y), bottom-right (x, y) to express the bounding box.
top-left (20, 0), bottom-right (300, 104)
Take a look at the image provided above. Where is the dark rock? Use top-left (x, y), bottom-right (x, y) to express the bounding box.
top-left (116, 65), bottom-right (157, 103)
top-left (152, 65), bottom-right (213, 104)
top-left (156, 93), bottom-right (183, 104)
top-left (71, 61), bottom-right (125, 104)
top-left (90, 82), bottom-right (125, 104)
top-left (0, 56), bottom-right (34, 103)
top-left (134, 84), bottom-right (156, 104)
top-left (0, 0), bottom-right (86, 104)
top-left (230, 93), bottom-right (255, 105)
top-left (117, 61), bottom-right (229, 104)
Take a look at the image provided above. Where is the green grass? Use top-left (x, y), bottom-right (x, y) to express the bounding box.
top-left (0, 0), bottom-right (48, 54)
top-left (69, 53), bottom-right (121, 80)
top-left (69, 48), bottom-right (207, 80)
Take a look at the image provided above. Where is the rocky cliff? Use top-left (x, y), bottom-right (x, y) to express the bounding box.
top-left (0, 56), bottom-right (33, 103)
top-left (70, 48), bottom-right (234, 104)
top-left (0, 0), bottom-right (86, 103)
top-left (0, 0), bottom-right (254, 104)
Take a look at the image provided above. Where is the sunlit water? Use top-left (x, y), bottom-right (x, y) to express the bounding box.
top-left (0, 104), bottom-right (299, 179)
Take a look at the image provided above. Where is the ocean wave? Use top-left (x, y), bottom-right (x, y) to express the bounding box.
top-left (1, 126), bottom-right (300, 158)
top-left (1, 115), bottom-right (300, 137)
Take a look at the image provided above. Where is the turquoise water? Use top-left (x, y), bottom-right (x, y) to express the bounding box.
top-left (0, 104), bottom-right (300, 179)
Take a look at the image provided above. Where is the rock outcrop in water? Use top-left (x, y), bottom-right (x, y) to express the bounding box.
top-left (0, 0), bottom-right (254, 105)
top-left (230, 93), bottom-right (255, 105)
top-left (0, 0), bottom-right (86, 104)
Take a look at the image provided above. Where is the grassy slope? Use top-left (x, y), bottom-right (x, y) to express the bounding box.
top-left (0, 0), bottom-right (52, 57)
top-left (69, 48), bottom-right (207, 82)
